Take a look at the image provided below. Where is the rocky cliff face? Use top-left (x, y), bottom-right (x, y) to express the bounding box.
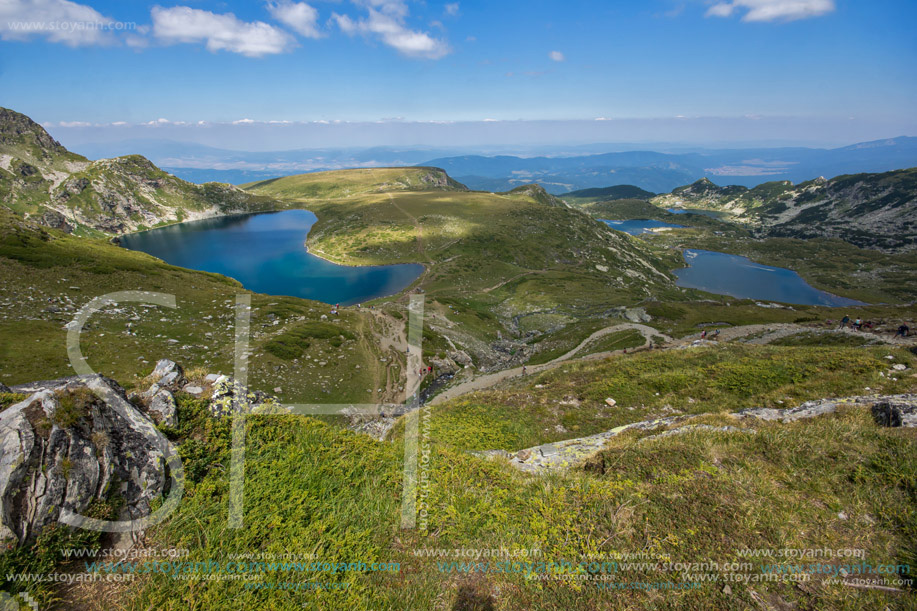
top-left (652, 170), bottom-right (917, 252)
top-left (0, 107), bottom-right (281, 236)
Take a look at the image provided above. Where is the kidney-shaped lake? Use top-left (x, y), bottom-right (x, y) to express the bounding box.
top-left (120, 210), bottom-right (423, 305)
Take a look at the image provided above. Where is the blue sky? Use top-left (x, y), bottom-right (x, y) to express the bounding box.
top-left (1, 0), bottom-right (915, 148)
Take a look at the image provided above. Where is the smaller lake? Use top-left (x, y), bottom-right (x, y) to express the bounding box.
top-left (120, 210), bottom-right (424, 305)
top-left (666, 208), bottom-right (723, 219)
top-left (601, 219), bottom-right (685, 235)
top-left (674, 249), bottom-right (866, 307)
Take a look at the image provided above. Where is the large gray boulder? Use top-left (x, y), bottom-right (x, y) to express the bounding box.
top-left (144, 359), bottom-right (186, 396)
top-left (0, 375), bottom-right (172, 546)
top-left (0, 383), bottom-right (10, 394)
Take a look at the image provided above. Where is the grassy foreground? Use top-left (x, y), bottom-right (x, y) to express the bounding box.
top-left (2, 344), bottom-right (910, 610)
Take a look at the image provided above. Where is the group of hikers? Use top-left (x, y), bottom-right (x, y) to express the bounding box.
top-left (838, 315), bottom-right (910, 338)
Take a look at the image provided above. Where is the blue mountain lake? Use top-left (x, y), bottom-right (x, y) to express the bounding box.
top-left (120, 210), bottom-right (424, 305)
top-left (674, 249), bottom-right (866, 307)
top-left (601, 219), bottom-right (685, 235)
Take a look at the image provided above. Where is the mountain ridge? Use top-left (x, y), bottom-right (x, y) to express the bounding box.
top-left (0, 107), bottom-right (280, 236)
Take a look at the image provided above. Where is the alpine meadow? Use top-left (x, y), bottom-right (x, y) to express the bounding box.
top-left (0, 1), bottom-right (915, 610)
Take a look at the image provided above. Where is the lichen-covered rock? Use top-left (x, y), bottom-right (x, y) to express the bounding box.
top-left (208, 376), bottom-right (275, 418)
top-left (147, 359), bottom-right (185, 393)
top-left (0, 375), bottom-right (172, 546)
top-left (148, 389), bottom-right (178, 427)
top-left (0, 383), bottom-right (10, 393)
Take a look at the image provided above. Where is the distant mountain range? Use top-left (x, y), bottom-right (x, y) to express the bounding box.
top-left (419, 137), bottom-right (917, 194)
top-left (63, 136), bottom-right (917, 194)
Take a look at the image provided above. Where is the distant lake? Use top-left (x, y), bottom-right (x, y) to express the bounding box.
top-left (666, 208), bottom-right (724, 219)
top-left (674, 249), bottom-right (866, 307)
top-left (601, 219), bottom-right (685, 235)
top-left (120, 210), bottom-right (423, 305)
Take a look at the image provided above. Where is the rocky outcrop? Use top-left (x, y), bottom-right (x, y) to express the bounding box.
top-left (871, 399), bottom-right (917, 428)
top-left (0, 383), bottom-right (10, 393)
top-left (0, 375), bottom-right (173, 546)
top-left (0, 107), bottom-right (281, 237)
top-left (480, 393), bottom-right (917, 474)
top-left (737, 394), bottom-right (917, 425)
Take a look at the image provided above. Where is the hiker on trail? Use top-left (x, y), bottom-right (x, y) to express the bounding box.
top-left (838, 315), bottom-right (850, 329)
top-left (714, 329), bottom-right (720, 339)
top-left (853, 318), bottom-right (862, 331)
top-left (701, 330), bottom-right (707, 339)
top-left (895, 323), bottom-right (910, 338)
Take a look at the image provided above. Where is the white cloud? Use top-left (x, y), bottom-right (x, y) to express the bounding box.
top-left (0, 0), bottom-right (119, 46)
top-left (266, 1), bottom-right (322, 38)
top-left (705, 0), bottom-right (835, 22)
top-left (333, 0), bottom-right (450, 59)
top-left (549, 50), bottom-right (564, 62)
top-left (444, 3), bottom-right (459, 17)
top-left (151, 6), bottom-right (295, 57)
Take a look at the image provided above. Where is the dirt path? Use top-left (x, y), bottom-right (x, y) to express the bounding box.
top-left (429, 323), bottom-right (664, 405)
top-left (481, 271), bottom-right (541, 294)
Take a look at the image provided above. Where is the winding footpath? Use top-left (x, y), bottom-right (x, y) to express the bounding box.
top-left (429, 323), bottom-right (666, 405)
top-left (430, 321), bottom-right (915, 406)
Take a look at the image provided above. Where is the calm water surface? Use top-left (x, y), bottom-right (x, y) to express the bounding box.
top-left (674, 249), bottom-right (865, 307)
top-left (120, 210), bottom-right (423, 305)
top-left (601, 219), bottom-right (685, 235)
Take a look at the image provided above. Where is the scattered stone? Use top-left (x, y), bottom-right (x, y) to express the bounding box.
top-left (204, 374), bottom-right (221, 384)
top-left (182, 385), bottom-right (204, 397)
top-left (892, 364), bottom-right (907, 371)
top-left (604, 397), bottom-right (617, 407)
top-left (273, 387), bottom-right (282, 393)
top-left (838, 512), bottom-right (848, 520)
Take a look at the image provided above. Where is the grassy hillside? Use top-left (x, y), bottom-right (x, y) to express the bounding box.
top-left (23, 343), bottom-right (911, 610)
top-left (561, 184), bottom-right (656, 205)
top-left (242, 166), bottom-right (467, 199)
top-left (0, 209), bottom-right (404, 405)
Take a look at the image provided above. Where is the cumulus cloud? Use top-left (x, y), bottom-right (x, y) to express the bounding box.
top-left (549, 50), bottom-right (564, 62)
top-left (705, 0), bottom-right (835, 22)
top-left (151, 5), bottom-right (295, 57)
top-left (266, 1), bottom-right (322, 38)
top-left (0, 0), bottom-right (120, 46)
top-left (333, 0), bottom-right (450, 59)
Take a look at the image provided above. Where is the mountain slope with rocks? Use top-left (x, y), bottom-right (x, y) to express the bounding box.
top-left (0, 107), bottom-right (280, 236)
top-left (651, 169), bottom-right (917, 252)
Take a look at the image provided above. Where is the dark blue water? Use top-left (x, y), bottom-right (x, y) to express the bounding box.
top-left (674, 249), bottom-right (865, 307)
top-left (601, 219), bottom-right (685, 235)
top-left (666, 208), bottom-right (724, 219)
top-left (120, 210), bottom-right (424, 305)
